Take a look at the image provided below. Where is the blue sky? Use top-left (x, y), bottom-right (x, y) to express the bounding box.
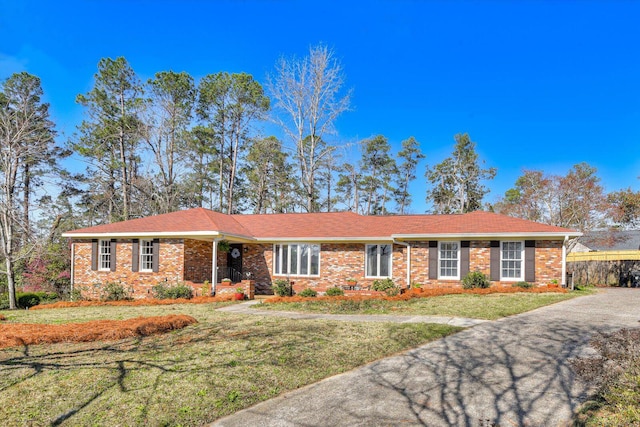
top-left (1, 0), bottom-right (639, 213)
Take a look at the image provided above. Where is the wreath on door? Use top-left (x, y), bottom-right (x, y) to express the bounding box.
top-left (231, 248), bottom-right (241, 259)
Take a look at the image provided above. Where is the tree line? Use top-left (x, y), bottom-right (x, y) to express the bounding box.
top-left (1, 44), bottom-right (639, 309)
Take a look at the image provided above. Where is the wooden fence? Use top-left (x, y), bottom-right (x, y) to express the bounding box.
top-left (567, 251), bottom-right (640, 286)
top-left (567, 250), bottom-right (640, 262)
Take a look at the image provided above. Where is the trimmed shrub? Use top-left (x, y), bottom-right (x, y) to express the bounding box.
top-left (272, 279), bottom-right (292, 297)
top-left (325, 286), bottom-right (344, 296)
top-left (17, 293), bottom-right (42, 309)
top-left (462, 271), bottom-right (491, 289)
top-left (372, 278), bottom-right (400, 296)
top-left (298, 288), bottom-right (318, 298)
top-left (101, 282), bottom-right (131, 301)
top-left (0, 292), bottom-right (58, 309)
top-left (512, 281), bottom-right (534, 289)
top-left (152, 283), bottom-right (193, 300)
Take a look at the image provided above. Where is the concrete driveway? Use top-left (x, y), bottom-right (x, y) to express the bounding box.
top-left (212, 288), bottom-right (640, 427)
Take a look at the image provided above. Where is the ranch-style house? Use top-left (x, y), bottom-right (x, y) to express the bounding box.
top-left (62, 208), bottom-right (581, 299)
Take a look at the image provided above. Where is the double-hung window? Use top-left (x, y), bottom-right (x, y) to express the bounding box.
top-left (365, 244), bottom-right (392, 278)
top-left (439, 241), bottom-right (459, 279)
top-left (274, 243), bottom-right (320, 276)
top-left (501, 241), bottom-right (524, 280)
top-left (99, 240), bottom-right (111, 271)
top-left (140, 240), bottom-right (154, 272)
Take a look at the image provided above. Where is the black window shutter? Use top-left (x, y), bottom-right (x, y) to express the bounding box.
top-left (460, 241), bottom-right (470, 278)
top-left (152, 239), bottom-right (160, 273)
top-left (490, 240), bottom-right (500, 281)
top-left (110, 239), bottom-right (117, 272)
top-left (525, 240), bottom-right (536, 282)
top-left (131, 239), bottom-right (139, 272)
top-left (428, 241), bottom-right (438, 279)
top-left (91, 239), bottom-right (98, 271)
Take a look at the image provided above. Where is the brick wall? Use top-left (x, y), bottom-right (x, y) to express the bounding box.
top-left (239, 239), bottom-right (565, 294)
top-left (184, 239), bottom-right (213, 284)
top-left (535, 240), bottom-right (563, 284)
top-left (72, 238), bottom-right (565, 299)
top-left (72, 239), bottom-right (185, 299)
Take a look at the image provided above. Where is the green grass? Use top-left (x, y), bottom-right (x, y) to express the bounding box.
top-left (0, 303), bottom-right (460, 426)
top-left (255, 289), bottom-right (592, 320)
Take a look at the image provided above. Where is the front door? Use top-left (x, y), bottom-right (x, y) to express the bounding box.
top-left (227, 244), bottom-right (243, 282)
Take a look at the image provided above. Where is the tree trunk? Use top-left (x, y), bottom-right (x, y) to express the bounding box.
top-left (22, 162), bottom-right (30, 242)
top-left (5, 256), bottom-right (16, 310)
top-left (119, 92), bottom-right (130, 220)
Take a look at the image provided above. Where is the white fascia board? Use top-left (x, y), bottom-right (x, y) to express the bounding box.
top-left (392, 231), bottom-right (582, 240)
top-left (253, 236), bottom-right (393, 243)
top-left (62, 231), bottom-right (256, 242)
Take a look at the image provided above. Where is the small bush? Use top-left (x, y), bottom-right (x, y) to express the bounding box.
top-left (101, 282), bottom-right (131, 301)
top-left (272, 279), bottom-right (292, 297)
top-left (512, 281), bottom-right (534, 289)
top-left (462, 271), bottom-right (491, 289)
top-left (325, 287), bottom-right (344, 296)
top-left (372, 278), bottom-right (400, 296)
top-left (298, 288), bottom-right (317, 298)
top-left (0, 292), bottom-right (58, 309)
top-left (152, 282), bottom-right (193, 300)
top-left (17, 292), bottom-right (42, 309)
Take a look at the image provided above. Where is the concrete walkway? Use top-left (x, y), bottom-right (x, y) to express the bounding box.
top-left (216, 300), bottom-right (488, 327)
top-left (212, 289), bottom-right (640, 427)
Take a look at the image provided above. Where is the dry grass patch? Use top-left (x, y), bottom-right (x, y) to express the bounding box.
top-left (0, 315), bottom-right (197, 348)
top-left (573, 327), bottom-right (640, 426)
top-left (30, 295), bottom-right (234, 310)
top-left (0, 303), bottom-right (461, 426)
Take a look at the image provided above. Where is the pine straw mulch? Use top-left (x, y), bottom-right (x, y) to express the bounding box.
top-left (0, 314), bottom-right (197, 349)
top-left (264, 285), bottom-right (567, 304)
top-left (30, 294), bottom-right (234, 311)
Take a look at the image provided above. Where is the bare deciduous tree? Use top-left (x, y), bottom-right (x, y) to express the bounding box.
top-left (267, 44), bottom-right (351, 212)
top-left (0, 72), bottom-right (56, 309)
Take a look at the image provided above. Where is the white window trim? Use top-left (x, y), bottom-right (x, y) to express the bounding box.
top-left (500, 240), bottom-right (525, 282)
top-left (438, 241), bottom-right (460, 280)
top-left (98, 239), bottom-right (111, 271)
top-left (273, 243), bottom-right (321, 277)
top-left (365, 243), bottom-right (393, 279)
top-left (140, 239), bottom-right (154, 273)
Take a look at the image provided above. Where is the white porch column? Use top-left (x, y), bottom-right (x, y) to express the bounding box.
top-left (562, 235), bottom-right (568, 289)
top-left (406, 244), bottom-right (411, 288)
top-left (70, 242), bottom-right (75, 299)
top-left (393, 240), bottom-right (411, 289)
top-left (211, 239), bottom-right (219, 295)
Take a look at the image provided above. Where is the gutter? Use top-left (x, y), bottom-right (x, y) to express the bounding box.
top-left (393, 239), bottom-right (411, 289)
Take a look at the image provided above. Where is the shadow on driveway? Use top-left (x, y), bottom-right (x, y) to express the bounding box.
top-left (213, 289), bottom-right (640, 427)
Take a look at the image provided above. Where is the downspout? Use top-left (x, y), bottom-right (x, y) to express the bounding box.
top-left (211, 238), bottom-right (219, 296)
top-left (393, 239), bottom-right (411, 289)
top-left (562, 235), bottom-right (569, 289)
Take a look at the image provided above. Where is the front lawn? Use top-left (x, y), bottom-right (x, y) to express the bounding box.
top-left (256, 289), bottom-right (591, 320)
top-left (0, 302), bottom-right (460, 426)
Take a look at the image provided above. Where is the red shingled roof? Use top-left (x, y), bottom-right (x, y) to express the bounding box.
top-left (64, 208), bottom-right (578, 239)
top-left (65, 208), bottom-right (252, 237)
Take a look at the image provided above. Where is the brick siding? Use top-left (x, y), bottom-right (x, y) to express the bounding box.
top-left (72, 239), bottom-right (185, 299)
top-left (72, 238), bottom-right (564, 299)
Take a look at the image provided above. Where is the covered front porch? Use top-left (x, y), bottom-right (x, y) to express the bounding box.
top-left (183, 237), bottom-right (269, 298)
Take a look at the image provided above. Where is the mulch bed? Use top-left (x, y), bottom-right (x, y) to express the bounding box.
top-left (0, 314), bottom-right (197, 349)
top-left (30, 295), bottom-right (234, 311)
top-left (264, 285), bottom-right (567, 304)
